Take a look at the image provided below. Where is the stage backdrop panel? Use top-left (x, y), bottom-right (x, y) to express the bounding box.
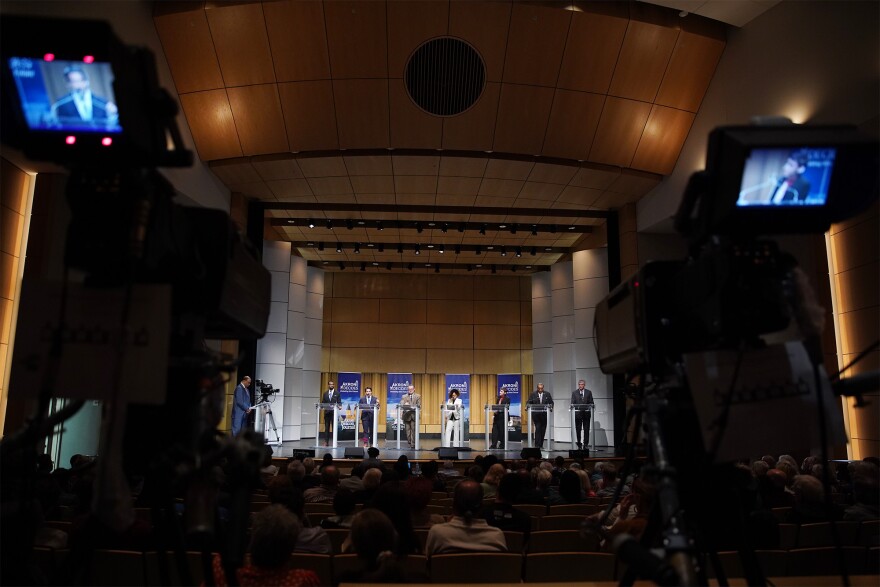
top-left (445, 374), bottom-right (471, 439)
top-left (497, 373), bottom-right (523, 440)
top-left (336, 372), bottom-right (361, 441)
top-left (385, 372), bottom-right (412, 436)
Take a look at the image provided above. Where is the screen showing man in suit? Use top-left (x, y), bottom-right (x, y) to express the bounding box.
top-left (527, 383), bottom-right (553, 448)
top-left (51, 65), bottom-right (118, 126)
top-left (358, 387), bottom-right (379, 447)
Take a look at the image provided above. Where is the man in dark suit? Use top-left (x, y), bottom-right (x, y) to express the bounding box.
top-left (400, 385), bottom-right (422, 448)
top-left (231, 375), bottom-right (253, 436)
top-left (51, 65), bottom-right (117, 125)
top-left (769, 150), bottom-right (811, 204)
top-left (489, 387), bottom-right (511, 449)
top-left (358, 386), bottom-right (379, 447)
top-left (570, 379), bottom-right (595, 450)
top-left (321, 381), bottom-right (341, 446)
top-left (527, 383), bottom-right (553, 448)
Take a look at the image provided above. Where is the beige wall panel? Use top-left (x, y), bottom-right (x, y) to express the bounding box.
top-left (541, 90), bottom-right (604, 161)
top-left (264, 1), bottom-right (331, 82)
top-left (227, 85), bottom-right (289, 156)
top-left (322, 321), bottom-right (332, 347)
top-left (474, 349), bottom-right (522, 374)
top-left (521, 349), bottom-right (533, 374)
top-left (474, 300), bottom-right (522, 325)
top-left (839, 306), bottom-right (879, 357)
top-left (830, 213), bottom-right (878, 274)
top-left (426, 275), bottom-right (475, 300)
top-left (378, 323), bottom-right (427, 348)
top-left (324, 1), bottom-right (388, 79)
top-left (205, 3), bottom-right (276, 86)
top-left (493, 84), bottom-right (555, 156)
top-left (330, 347), bottom-right (379, 372)
top-left (557, 4), bottom-right (629, 94)
top-left (656, 28), bottom-right (725, 112)
top-left (334, 273), bottom-right (428, 299)
top-left (588, 97), bottom-right (652, 168)
top-left (333, 79), bottom-right (390, 149)
top-left (834, 263), bottom-right (879, 315)
top-left (329, 298), bottom-right (380, 323)
top-left (375, 348), bottom-right (426, 373)
top-left (442, 83), bottom-right (501, 152)
top-left (475, 324), bottom-right (521, 349)
top-left (321, 347), bottom-right (331, 373)
top-left (330, 323), bottom-right (379, 348)
top-left (380, 299), bottom-right (427, 324)
top-left (426, 349), bottom-right (475, 374)
top-left (521, 324), bottom-right (532, 350)
top-left (608, 19), bottom-right (678, 103)
top-left (448, 1), bottom-right (511, 82)
top-left (179, 90), bottom-right (242, 161)
top-left (427, 300), bottom-right (474, 324)
top-left (520, 299), bottom-right (532, 322)
top-left (502, 3), bottom-right (571, 87)
top-left (855, 437), bottom-right (880, 461)
top-left (387, 0), bottom-right (449, 76)
top-left (473, 276), bottom-right (524, 301)
top-left (153, 6), bottom-right (224, 93)
top-left (425, 324), bottom-right (474, 348)
top-left (389, 80), bottom-right (442, 149)
top-left (630, 106), bottom-right (695, 175)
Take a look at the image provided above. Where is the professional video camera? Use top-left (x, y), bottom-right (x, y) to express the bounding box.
top-left (1, 15), bottom-right (271, 586)
top-left (255, 379), bottom-right (278, 399)
top-left (591, 123), bottom-right (878, 585)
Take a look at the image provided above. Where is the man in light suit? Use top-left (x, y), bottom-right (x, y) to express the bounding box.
top-left (231, 376), bottom-right (253, 436)
top-left (571, 379), bottom-right (595, 450)
top-left (527, 382), bottom-right (553, 449)
top-left (358, 387), bottom-right (379, 447)
top-left (400, 385), bottom-right (422, 449)
top-left (322, 381), bottom-right (342, 447)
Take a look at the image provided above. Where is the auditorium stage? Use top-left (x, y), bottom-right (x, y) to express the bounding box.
top-left (269, 437), bottom-right (618, 462)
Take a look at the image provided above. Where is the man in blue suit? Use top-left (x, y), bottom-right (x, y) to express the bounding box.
top-left (51, 66), bottom-right (118, 125)
top-left (231, 376), bottom-right (253, 436)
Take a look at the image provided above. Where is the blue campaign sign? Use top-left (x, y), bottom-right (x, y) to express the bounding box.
top-left (444, 374), bottom-right (470, 422)
top-left (336, 372), bottom-right (361, 440)
top-left (497, 373), bottom-right (523, 439)
top-left (386, 373), bottom-right (412, 433)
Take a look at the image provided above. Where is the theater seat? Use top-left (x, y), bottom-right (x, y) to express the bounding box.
top-left (524, 552), bottom-right (615, 582)
top-left (527, 530), bottom-right (599, 553)
top-left (429, 552), bottom-right (523, 583)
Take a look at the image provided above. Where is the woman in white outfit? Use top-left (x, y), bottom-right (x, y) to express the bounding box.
top-left (444, 388), bottom-right (463, 446)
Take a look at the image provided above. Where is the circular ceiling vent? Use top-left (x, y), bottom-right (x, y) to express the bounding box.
top-left (405, 37), bottom-right (485, 117)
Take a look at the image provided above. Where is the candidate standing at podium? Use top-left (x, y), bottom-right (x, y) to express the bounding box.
top-left (358, 387), bottom-right (379, 447)
top-left (231, 376), bottom-right (253, 436)
top-left (400, 385), bottom-right (422, 449)
top-left (489, 387), bottom-right (510, 449)
top-left (527, 383), bottom-right (553, 448)
top-left (571, 380), bottom-right (595, 450)
top-left (444, 388), bottom-right (463, 446)
top-left (322, 381), bottom-right (341, 446)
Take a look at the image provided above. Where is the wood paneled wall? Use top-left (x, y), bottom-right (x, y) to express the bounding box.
top-left (320, 273), bottom-right (534, 432)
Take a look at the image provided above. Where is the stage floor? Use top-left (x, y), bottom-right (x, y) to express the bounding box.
top-left (268, 436), bottom-right (618, 461)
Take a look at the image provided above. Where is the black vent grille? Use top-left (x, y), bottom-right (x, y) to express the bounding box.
top-left (405, 37), bottom-right (486, 117)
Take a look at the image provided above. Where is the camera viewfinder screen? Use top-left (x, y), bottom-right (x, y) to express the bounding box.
top-left (8, 57), bottom-right (122, 133)
top-left (737, 147), bottom-right (836, 207)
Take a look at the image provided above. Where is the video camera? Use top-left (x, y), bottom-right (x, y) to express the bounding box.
top-left (255, 379), bottom-right (277, 400)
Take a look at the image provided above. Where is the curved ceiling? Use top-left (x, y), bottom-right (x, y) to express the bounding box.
top-left (153, 1), bottom-right (727, 273)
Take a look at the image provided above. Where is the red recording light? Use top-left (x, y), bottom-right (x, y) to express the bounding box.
top-left (83, 55), bottom-right (95, 64)
top-left (633, 281), bottom-right (640, 287)
top-left (65, 136), bottom-right (76, 145)
top-left (44, 53), bottom-right (55, 62)
top-left (101, 137), bottom-right (113, 146)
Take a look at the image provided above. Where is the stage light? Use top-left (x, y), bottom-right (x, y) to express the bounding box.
top-left (346, 220), bottom-right (354, 230)
top-left (414, 244), bottom-right (420, 255)
top-left (308, 219), bottom-right (316, 228)
top-left (500, 247), bottom-right (507, 257)
top-left (516, 247), bottom-right (522, 258)
top-left (336, 243), bottom-right (342, 253)
top-left (354, 243), bottom-right (360, 253)
top-left (531, 225), bottom-right (538, 236)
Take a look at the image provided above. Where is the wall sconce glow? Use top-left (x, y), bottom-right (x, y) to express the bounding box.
top-left (782, 102), bottom-right (814, 125)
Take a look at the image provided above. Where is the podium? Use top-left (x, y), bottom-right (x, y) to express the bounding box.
top-left (569, 404), bottom-right (595, 451)
top-left (315, 402), bottom-right (341, 448)
top-left (355, 403), bottom-right (379, 448)
top-left (441, 403), bottom-right (463, 447)
top-left (526, 404), bottom-right (553, 450)
top-left (484, 403), bottom-right (510, 450)
top-left (396, 404), bottom-right (420, 450)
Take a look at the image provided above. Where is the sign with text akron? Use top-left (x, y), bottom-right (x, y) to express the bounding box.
top-left (386, 372), bottom-right (412, 435)
top-left (336, 372), bottom-right (361, 441)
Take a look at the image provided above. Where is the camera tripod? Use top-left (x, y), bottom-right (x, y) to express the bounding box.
top-left (254, 399), bottom-right (281, 445)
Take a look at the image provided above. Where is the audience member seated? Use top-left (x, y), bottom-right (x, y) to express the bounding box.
top-left (406, 476), bottom-right (445, 528)
top-left (267, 476), bottom-right (332, 554)
top-left (481, 464), bottom-right (505, 500)
top-left (514, 468), bottom-right (546, 505)
top-left (340, 465), bottom-right (365, 492)
top-left (599, 479), bottom-right (654, 551)
top-left (363, 447), bottom-right (386, 472)
top-left (301, 458), bottom-right (320, 490)
top-left (534, 468), bottom-right (554, 503)
top-left (573, 468), bottom-right (596, 498)
top-left (211, 505), bottom-right (319, 587)
top-left (784, 474), bottom-right (838, 524)
top-left (844, 461), bottom-right (879, 521)
top-left (339, 509), bottom-right (428, 583)
top-left (320, 489), bottom-right (357, 529)
top-left (303, 465), bottom-right (339, 503)
top-left (438, 460), bottom-right (459, 479)
top-left (367, 483), bottom-right (420, 554)
top-left (551, 469), bottom-right (588, 505)
top-left (287, 460), bottom-right (308, 492)
top-left (596, 464), bottom-right (630, 498)
top-left (482, 473), bottom-right (531, 539)
top-left (752, 460), bottom-right (770, 478)
top-left (393, 456), bottom-right (411, 481)
top-left (425, 480), bottom-right (506, 555)
top-left (759, 468), bottom-right (796, 508)
top-left (354, 468), bottom-right (382, 504)
top-left (421, 460), bottom-right (446, 492)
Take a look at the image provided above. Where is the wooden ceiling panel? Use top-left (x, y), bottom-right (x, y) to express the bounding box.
top-left (439, 156), bottom-right (489, 178)
top-left (210, 158), bottom-right (260, 185)
top-left (395, 175), bottom-right (438, 194)
top-left (474, 195), bottom-right (516, 208)
top-left (278, 81), bottom-right (339, 152)
top-left (448, 1), bottom-right (512, 83)
top-left (436, 194), bottom-right (477, 207)
top-left (558, 185), bottom-right (602, 206)
top-left (350, 175), bottom-right (395, 194)
top-left (324, 0), bottom-right (388, 79)
top-left (267, 179), bottom-right (314, 199)
top-left (608, 18), bottom-right (679, 103)
top-left (512, 197), bottom-right (555, 209)
top-left (393, 155), bottom-right (440, 175)
top-left (528, 162), bottom-right (579, 185)
top-left (263, 0), bottom-right (331, 82)
top-left (493, 84), bottom-right (555, 155)
top-left (333, 79), bottom-right (390, 149)
top-left (518, 182), bottom-right (565, 201)
top-left (227, 85), bottom-right (289, 156)
top-left (179, 90), bottom-right (242, 160)
top-left (570, 164), bottom-right (620, 190)
top-left (541, 89), bottom-right (604, 161)
top-left (485, 159), bottom-right (535, 180)
top-left (556, 4), bottom-right (628, 94)
top-left (655, 27), bottom-right (726, 112)
top-left (153, 5), bottom-right (224, 93)
top-left (389, 80), bottom-right (443, 149)
top-left (344, 155), bottom-right (393, 175)
top-left (437, 176), bottom-right (482, 196)
top-left (607, 168), bottom-right (663, 197)
top-left (478, 178), bottom-right (525, 198)
top-left (229, 182), bottom-right (275, 200)
top-left (503, 3), bottom-right (571, 87)
top-left (630, 105), bottom-right (695, 175)
top-left (205, 3), bottom-right (276, 86)
top-left (298, 156), bottom-right (348, 177)
top-left (442, 82), bottom-right (501, 152)
top-left (251, 155), bottom-right (304, 181)
top-left (588, 97), bottom-right (652, 168)
top-left (355, 194), bottom-right (396, 205)
top-left (397, 194), bottom-right (437, 207)
top-left (387, 0), bottom-right (449, 77)
top-left (308, 177), bottom-right (353, 195)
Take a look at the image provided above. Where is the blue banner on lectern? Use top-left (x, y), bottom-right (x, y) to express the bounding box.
top-left (498, 373), bottom-right (523, 439)
top-left (337, 372), bottom-right (361, 440)
top-left (386, 373), bottom-right (412, 435)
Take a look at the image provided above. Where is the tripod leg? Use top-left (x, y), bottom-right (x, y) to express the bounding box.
top-left (265, 409), bottom-right (281, 443)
